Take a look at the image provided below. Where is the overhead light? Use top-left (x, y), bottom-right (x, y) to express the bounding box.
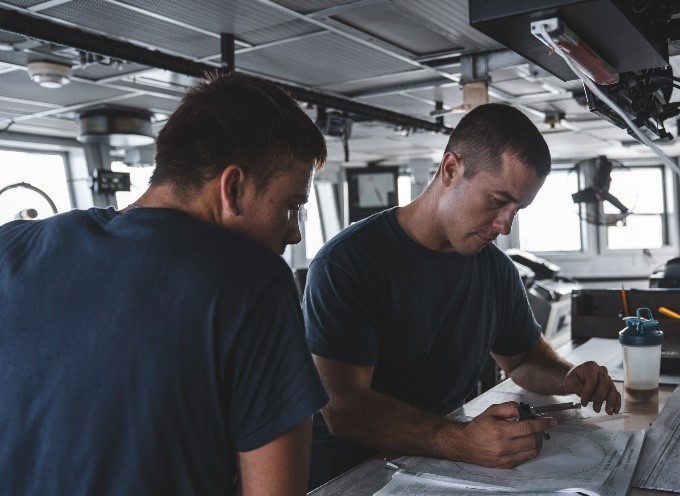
top-left (76, 107), bottom-right (155, 148)
top-left (531, 18), bottom-right (619, 86)
top-left (26, 61), bottom-right (72, 88)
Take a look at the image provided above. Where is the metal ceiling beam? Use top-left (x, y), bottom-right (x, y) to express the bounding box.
top-left (0, 6), bottom-right (450, 134)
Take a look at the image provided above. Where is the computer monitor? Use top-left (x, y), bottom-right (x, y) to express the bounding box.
top-left (346, 166), bottom-right (399, 223)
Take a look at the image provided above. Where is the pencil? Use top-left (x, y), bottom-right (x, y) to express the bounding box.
top-left (621, 285), bottom-right (630, 316)
top-left (658, 306), bottom-right (680, 319)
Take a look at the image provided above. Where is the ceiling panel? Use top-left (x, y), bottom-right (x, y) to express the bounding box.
top-left (357, 93), bottom-right (435, 119)
top-left (0, 29), bottom-right (26, 44)
top-left (0, 98), bottom-right (55, 116)
top-left (0, 70), bottom-right (130, 106)
top-left (239, 21), bottom-right (322, 46)
top-left (274, 0), bottom-right (359, 15)
top-left (1, 0), bottom-right (44, 7)
top-left (392, 0), bottom-right (503, 54)
top-left (72, 62), bottom-right (151, 81)
top-left (0, 49), bottom-right (37, 68)
top-left (492, 78), bottom-right (548, 97)
top-left (117, 94), bottom-right (180, 114)
top-left (407, 85), bottom-right (463, 109)
top-left (315, 69), bottom-right (447, 96)
top-left (42, 0), bottom-right (219, 59)
top-left (335, 3), bottom-right (460, 55)
top-left (9, 115), bottom-right (78, 136)
top-left (235, 32), bottom-right (415, 86)
top-left (118, 0), bottom-right (319, 46)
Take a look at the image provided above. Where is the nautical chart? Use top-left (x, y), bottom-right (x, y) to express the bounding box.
top-left (453, 429), bottom-right (608, 481)
top-left (374, 426), bottom-right (644, 496)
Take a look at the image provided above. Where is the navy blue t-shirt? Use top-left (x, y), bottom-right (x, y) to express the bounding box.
top-left (0, 207), bottom-right (327, 495)
top-left (304, 208), bottom-right (540, 478)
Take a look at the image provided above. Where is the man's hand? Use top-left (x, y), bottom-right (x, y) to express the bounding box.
top-left (562, 361), bottom-right (621, 414)
top-left (441, 402), bottom-right (555, 469)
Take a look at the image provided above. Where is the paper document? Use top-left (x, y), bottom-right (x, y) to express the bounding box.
top-left (373, 426), bottom-right (644, 496)
top-left (309, 459), bottom-right (392, 496)
top-left (633, 385), bottom-right (680, 493)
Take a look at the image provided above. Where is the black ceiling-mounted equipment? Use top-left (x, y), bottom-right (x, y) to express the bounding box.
top-left (76, 107), bottom-right (155, 148)
top-left (585, 66), bottom-right (677, 142)
top-left (469, 0), bottom-right (670, 82)
top-left (469, 1), bottom-right (680, 141)
top-left (570, 155), bottom-right (631, 226)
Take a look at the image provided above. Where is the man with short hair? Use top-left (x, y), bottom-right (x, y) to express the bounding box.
top-left (304, 103), bottom-right (621, 489)
top-left (0, 72), bottom-right (328, 495)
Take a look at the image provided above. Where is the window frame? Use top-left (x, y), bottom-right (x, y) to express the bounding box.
top-left (506, 159), bottom-right (679, 280)
top-left (0, 146), bottom-right (73, 221)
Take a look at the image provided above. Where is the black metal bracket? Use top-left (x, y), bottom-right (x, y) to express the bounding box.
top-left (221, 33), bottom-right (234, 71)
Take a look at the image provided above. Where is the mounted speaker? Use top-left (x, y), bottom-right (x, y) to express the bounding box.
top-left (76, 107), bottom-right (155, 147)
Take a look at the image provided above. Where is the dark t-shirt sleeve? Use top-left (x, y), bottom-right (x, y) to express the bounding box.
top-left (491, 254), bottom-right (542, 356)
top-left (227, 270), bottom-right (328, 452)
top-left (304, 256), bottom-right (380, 365)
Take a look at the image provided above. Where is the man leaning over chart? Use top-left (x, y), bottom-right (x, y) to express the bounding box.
top-left (303, 104), bottom-right (622, 491)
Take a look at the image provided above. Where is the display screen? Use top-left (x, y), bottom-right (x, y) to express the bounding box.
top-left (356, 172), bottom-right (396, 208)
top-left (346, 167), bottom-right (399, 223)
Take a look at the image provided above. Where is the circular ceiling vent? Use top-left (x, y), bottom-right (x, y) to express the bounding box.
top-left (76, 108), bottom-right (155, 148)
top-left (26, 61), bottom-right (73, 88)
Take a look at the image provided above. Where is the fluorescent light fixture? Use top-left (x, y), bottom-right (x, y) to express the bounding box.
top-left (531, 18), bottom-right (618, 86)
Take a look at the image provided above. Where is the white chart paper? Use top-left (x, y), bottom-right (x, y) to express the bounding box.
top-left (374, 426), bottom-right (644, 496)
top-left (633, 385), bottom-right (680, 492)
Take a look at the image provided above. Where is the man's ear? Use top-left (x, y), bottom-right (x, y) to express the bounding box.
top-left (219, 165), bottom-right (246, 217)
top-left (440, 152), bottom-right (464, 187)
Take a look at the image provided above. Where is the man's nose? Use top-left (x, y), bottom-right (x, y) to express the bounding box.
top-left (285, 216), bottom-right (302, 245)
top-left (493, 208), bottom-right (516, 236)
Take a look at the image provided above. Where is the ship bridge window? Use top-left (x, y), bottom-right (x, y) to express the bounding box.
top-left (0, 149), bottom-right (71, 226)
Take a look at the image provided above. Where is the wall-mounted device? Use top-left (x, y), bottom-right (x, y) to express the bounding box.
top-left (92, 169), bottom-right (130, 194)
top-left (345, 166), bottom-right (399, 223)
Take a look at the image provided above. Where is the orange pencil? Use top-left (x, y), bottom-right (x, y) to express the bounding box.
top-left (659, 306), bottom-right (680, 319)
top-left (621, 285), bottom-right (630, 316)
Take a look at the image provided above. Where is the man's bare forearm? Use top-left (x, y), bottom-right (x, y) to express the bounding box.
top-left (498, 339), bottom-right (573, 395)
top-left (322, 388), bottom-right (465, 460)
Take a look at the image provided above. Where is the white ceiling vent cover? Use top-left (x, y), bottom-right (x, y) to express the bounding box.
top-left (26, 61), bottom-right (73, 88)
